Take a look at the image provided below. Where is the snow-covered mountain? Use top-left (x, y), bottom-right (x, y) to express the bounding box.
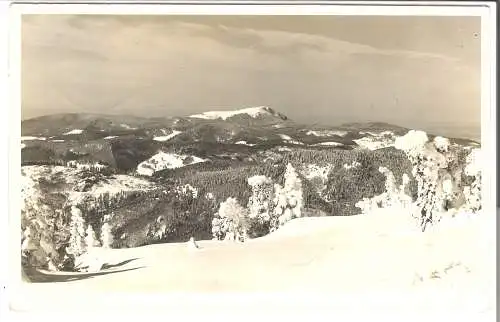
top-left (189, 106), bottom-right (288, 121)
top-left (21, 108), bottom-right (478, 160)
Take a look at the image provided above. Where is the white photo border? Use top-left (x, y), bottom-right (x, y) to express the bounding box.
top-left (2, 1), bottom-right (496, 321)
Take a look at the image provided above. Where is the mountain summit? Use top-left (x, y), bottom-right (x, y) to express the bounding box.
top-left (189, 106), bottom-right (288, 121)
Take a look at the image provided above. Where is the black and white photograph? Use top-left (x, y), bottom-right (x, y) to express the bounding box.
top-left (7, 2), bottom-right (496, 318)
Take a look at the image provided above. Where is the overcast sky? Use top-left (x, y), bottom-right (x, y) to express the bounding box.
top-left (21, 14), bottom-right (481, 139)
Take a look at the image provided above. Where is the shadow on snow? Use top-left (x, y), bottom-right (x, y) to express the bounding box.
top-left (22, 258), bottom-right (143, 283)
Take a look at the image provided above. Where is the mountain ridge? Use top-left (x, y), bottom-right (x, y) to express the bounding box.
top-left (21, 107), bottom-right (479, 172)
top-left (21, 107), bottom-right (480, 144)
top-left (20, 107), bottom-right (406, 133)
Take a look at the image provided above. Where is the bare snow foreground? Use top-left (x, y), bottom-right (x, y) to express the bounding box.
top-left (13, 210), bottom-right (494, 317)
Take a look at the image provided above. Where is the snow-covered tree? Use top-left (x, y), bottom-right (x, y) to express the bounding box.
top-left (66, 206), bottom-right (87, 257)
top-left (247, 175), bottom-right (274, 223)
top-left (148, 216), bottom-right (167, 242)
top-left (462, 148), bottom-right (481, 213)
top-left (399, 173), bottom-right (413, 209)
top-left (271, 183), bottom-right (286, 229)
top-left (271, 163), bottom-right (303, 231)
top-left (21, 226), bottom-right (37, 255)
top-left (211, 216), bottom-right (228, 241)
top-left (100, 215), bottom-right (114, 248)
top-left (283, 163), bottom-right (303, 218)
top-left (212, 197), bottom-right (249, 242)
top-left (246, 175), bottom-right (275, 237)
top-left (395, 130), bottom-right (455, 231)
top-left (395, 130), bottom-right (429, 158)
top-left (379, 166), bottom-right (397, 206)
top-left (355, 167), bottom-right (412, 214)
top-left (433, 136), bottom-right (451, 153)
top-left (85, 224), bottom-right (100, 249)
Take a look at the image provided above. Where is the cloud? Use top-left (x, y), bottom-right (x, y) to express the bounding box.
top-left (171, 20), bottom-right (459, 62)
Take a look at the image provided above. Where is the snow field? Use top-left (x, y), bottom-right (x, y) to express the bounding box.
top-left (190, 106), bottom-right (275, 120)
top-left (136, 152), bottom-right (206, 176)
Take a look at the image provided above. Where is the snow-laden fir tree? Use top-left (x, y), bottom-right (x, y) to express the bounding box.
top-left (271, 163), bottom-right (303, 231)
top-left (379, 166), bottom-right (397, 206)
top-left (283, 163), bottom-right (304, 217)
top-left (85, 224), bottom-right (101, 249)
top-left (394, 131), bottom-right (453, 231)
top-left (462, 148), bottom-right (481, 213)
top-left (247, 175), bottom-right (275, 237)
top-left (100, 214), bottom-right (114, 248)
top-left (148, 216), bottom-right (168, 241)
top-left (211, 216), bottom-right (228, 241)
top-left (355, 167), bottom-right (412, 214)
top-left (247, 175), bottom-right (274, 223)
top-left (432, 136), bottom-right (462, 210)
top-left (433, 136), bottom-right (451, 154)
top-left (66, 206), bottom-right (87, 257)
top-left (21, 226), bottom-right (37, 255)
top-left (399, 173), bottom-right (412, 209)
top-left (211, 197), bottom-right (249, 242)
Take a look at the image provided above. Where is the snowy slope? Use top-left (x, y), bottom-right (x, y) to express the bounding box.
top-left (120, 124), bottom-right (137, 130)
top-left (14, 210), bottom-right (494, 316)
top-left (354, 130), bottom-right (397, 150)
top-left (306, 130), bottom-right (348, 137)
top-left (312, 142), bottom-right (344, 147)
top-left (21, 165), bottom-right (154, 210)
top-left (21, 136), bottom-right (47, 141)
top-left (190, 106), bottom-right (282, 121)
top-left (153, 130), bottom-right (182, 142)
top-left (136, 152), bottom-right (207, 176)
top-left (63, 129), bottom-right (84, 135)
top-left (278, 134), bottom-right (304, 145)
top-left (235, 141), bottom-right (256, 146)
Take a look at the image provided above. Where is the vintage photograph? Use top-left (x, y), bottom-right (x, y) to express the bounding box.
top-left (14, 4), bottom-right (495, 315)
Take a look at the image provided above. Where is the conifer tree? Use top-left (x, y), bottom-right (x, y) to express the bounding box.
top-left (85, 224), bottom-right (100, 249)
top-left (211, 197), bottom-right (249, 242)
top-left (395, 130), bottom-right (453, 231)
top-left (100, 214), bottom-right (114, 248)
top-left (66, 206), bottom-right (87, 257)
top-left (271, 163), bottom-right (303, 231)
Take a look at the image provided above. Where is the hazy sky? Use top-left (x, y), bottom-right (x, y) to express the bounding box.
top-left (21, 14), bottom-right (481, 138)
